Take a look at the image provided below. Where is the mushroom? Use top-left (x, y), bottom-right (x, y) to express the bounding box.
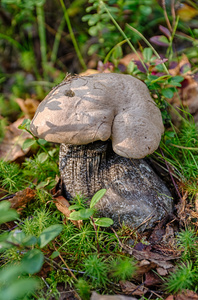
top-left (30, 73), bottom-right (173, 230)
top-left (30, 73), bottom-right (164, 158)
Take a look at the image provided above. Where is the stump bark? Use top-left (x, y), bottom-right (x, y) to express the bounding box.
top-left (59, 140), bottom-right (173, 230)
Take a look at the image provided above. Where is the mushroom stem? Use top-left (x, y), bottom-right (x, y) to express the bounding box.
top-left (59, 140), bottom-right (110, 199)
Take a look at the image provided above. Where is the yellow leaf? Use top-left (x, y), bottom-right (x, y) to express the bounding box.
top-left (177, 4), bottom-right (198, 22)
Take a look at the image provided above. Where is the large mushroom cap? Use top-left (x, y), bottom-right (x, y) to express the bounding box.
top-left (30, 73), bottom-right (164, 159)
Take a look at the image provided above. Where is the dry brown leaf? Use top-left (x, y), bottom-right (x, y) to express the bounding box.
top-left (195, 193), bottom-right (198, 213)
top-left (0, 117), bottom-right (32, 161)
top-left (80, 69), bottom-right (99, 76)
top-left (165, 296), bottom-right (174, 300)
top-left (144, 271), bottom-right (162, 287)
top-left (168, 54), bottom-right (198, 123)
top-left (169, 54), bottom-right (191, 77)
top-left (91, 291), bottom-right (138, 300)
top-left (120, 280), bottom-right (147, 296)
top-left (136, 260), bottom-right (157, 277)
top-left (156, 267), bottom-right (168, 276)
top-left (176, 191), bottom-right (188, 226)
top-left (131, 248), bottom-right (175, 269)
top-left (15, 98), bottom-right (40, 119)
top-left (119, 52), bottom-right (143, 67)
top-left (175, 290), bottom-right (198, 300)
top-left (8, 187), bottom-right (36, 212)
top-left (54, 195), bottom-right (83, 229)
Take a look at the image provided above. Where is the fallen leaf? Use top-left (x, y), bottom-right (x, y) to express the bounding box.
top-left (111, 229), bottom-right (176, 269)
top-left (15, 98), bottom-right (40, 119)
top-left (54, 195), bottom-right (83, 229)
top-left (0, 117), bottom-right (32, 161)
top-left (175, 289), bottom-right (198, 300)
top-left (177, 4), bottom-right (198, 22)
top-left (165, 296), bottom-right (174, 300)
top-left (8, 188), bottom-right (36, 212)
top-left (168, 54), bottom-right (198, 124)
top-left (156, 267), bottom-right (168, 276)
top-left (131, 248), bottom-right (175, 269)
top-left (176, 191), bottom-right (188, 226)
top-left (195, 193), bottom-right (198, 213)
top-left (136, 260), bottom-right (157, 277)
top-left (119, 52), bottom-right (143, 66)
top-left (144, 271), bottom-right (162, 286)
top-left (80, 69), bottom-right (99, 76)
top-left (120, 280), bottom-right (147, 296)
top-left (91, 291), bottom-right (138, 300)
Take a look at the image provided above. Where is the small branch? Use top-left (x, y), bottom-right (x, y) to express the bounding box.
top-left (53, 243), bottom-right (77, 281)
top-left (159, 147), bottom-right (182, 201)
top-left (90, 216), bottom-right (100, 253)
top-left (162, 0), bottom-right (173, 33)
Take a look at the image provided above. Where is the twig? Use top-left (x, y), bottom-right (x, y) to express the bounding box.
top-left (162, 0), bottom-right (172, 33)
top-left (0, 194), bottom-right (15, 201)
top-left (159, 147), bottom-right (183, 201)
top-left (90, 216), bottom-right (100, 253)
top-left (111, 227), bottom-right (133, 254)
top-left (53, 242), bottom-right (77, 281)
top-left (44, 256), bottom-right (86, 275)
top-left (171, 0), bottom-right (176, 29)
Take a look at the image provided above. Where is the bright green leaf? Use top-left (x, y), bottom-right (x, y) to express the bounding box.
top-left (50, 250), bottom-right (60, 259)
top-left (90, 189), bottom-right (106, 208)
top-left (38, 224), bottom-right (63, 248)
top-left (7, 230), bottom-right (26, 244)
top-left (94, 217), bottom-right (114, 227)
top-left (22, 235), bottom-right (37, 247)
top-left (0, 264), bottom-right (23, 284)
top-left (22, 138), bottom-right (36, 150)
top-left (69, 208), bottom-right (94, 220)
top-left (143, 47), bottom-right (153, 62)
top-left (68, 204), bottom-right (84, 211)
top-left (37, 152), bottom-right (49, 163)
top-left (127, 61), bottom-right (135, 74)
top-left (22, 249), bottom-right (44, 274)
top-left (18, 119), bottom-right (31, 130)
top-left (36, 179), bottom-right (49, 189)
top-left (112, 45), bottom-right (123, 60)
top-left (162, 88), bottom-right (174, 98)
top-left (37, 138), bottom-right (48, 145)
top-left (0, 277), bottom-right (40, 300)
top-left (0, 201), bottom-right (11, 211)
top-left (0, 209), bottom-right (18, 225)
top-left (0, 242), bottom-right (13, 252)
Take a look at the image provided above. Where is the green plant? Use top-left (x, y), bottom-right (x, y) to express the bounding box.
top-left (0, 160), bottom-right (27, 193)
top-left (159, 120), bottom-right (198, 196)
top-left (0, 201), bottom-right (63, 299)
top-left (82, 0), bottom-right (163, 58)
top-left (177, 229), bottom-right (198, 261)
top-left (164, 261), bottom-right (198, 294)
top-left (110, 256), bottom-right (137, 282)
top-left (0, 118), bottom-right (7, 142)
top-left (75, 278), bottom-right (91, 300)
top-left (69, 189), bottom-right (113, 227)
top-left (84, 254), bottom-right (109, 287)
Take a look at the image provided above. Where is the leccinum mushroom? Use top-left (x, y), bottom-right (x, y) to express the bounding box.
top-left (30, 73), bottom-right (173, 230)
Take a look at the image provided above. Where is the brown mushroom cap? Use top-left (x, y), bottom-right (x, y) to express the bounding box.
top-left (30, 73), bottom-right (164, 159)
